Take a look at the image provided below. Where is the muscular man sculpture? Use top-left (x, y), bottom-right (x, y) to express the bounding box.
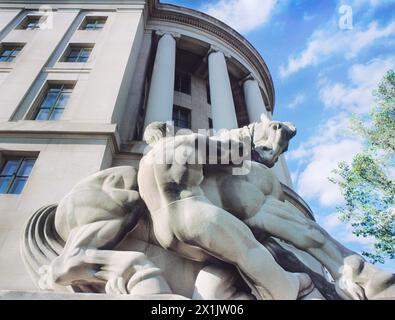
top-left (137, 121), bottom-right (313, 300)
top-left (34, 115), bottom-right (395, 300)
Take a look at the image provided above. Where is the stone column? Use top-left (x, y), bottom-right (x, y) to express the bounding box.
top-left (144, 31), bottom-right (178, 128)
top-left (243, 77), bottom-right (269, 122)
top-left (243, 77), bottom-right (294, 187)
top-left (208, 47), bottom-right (238, 130)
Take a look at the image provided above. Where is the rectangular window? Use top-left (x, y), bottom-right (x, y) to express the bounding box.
top-left (17, 15), bottom-right (46, 30)
top-left (34, 84), bottom-right (73, 121)
top-left (0, 44), bottom-right (23, 62)
top-left (208, 118), bottom-right (213, 129)
top-left (81, 17), bottom-right (107, 30)
top-left (173, 105), bottom-right (191, 129)
top-left (174, 72), bottom-right (191, 95)
top-left (0, 157), bottom-right (36, 194)
top-left (64, 46), bottom-right (93, 63)
top-left (206, 83), bottom-right (211, 105)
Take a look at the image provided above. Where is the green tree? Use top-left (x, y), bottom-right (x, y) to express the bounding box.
top-left (331, 70), bottom-right (395, 264)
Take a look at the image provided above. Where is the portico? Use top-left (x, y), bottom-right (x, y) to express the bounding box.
top-left (142, 32), bottom-right (270, 131)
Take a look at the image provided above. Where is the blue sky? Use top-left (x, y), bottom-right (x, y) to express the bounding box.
top-left (165, 0), bottom-right (395, 271)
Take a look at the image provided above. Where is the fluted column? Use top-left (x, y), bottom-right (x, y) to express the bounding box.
top-left (208, 47), bottom-right (238, 130)
top-left (144, 31), bottom-right (179, 128)
top-left (243, 77), bottom-right (269, 122)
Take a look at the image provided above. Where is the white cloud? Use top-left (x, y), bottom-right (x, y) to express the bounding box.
top-left (319, 57), bottom-right (395, 113)
top-left (279, 20), bottom-right (395, 78)
top-left (303, 13), bottom-right (315, 21)
top-left (200, 0), bottom-right (278, 33)
top-left (318, 212), bottom-right (376, 247)
top-left (296, 138), bottom-right (362, 206)
top-left (289, 57), bottom-right (395, 207)
top-left (346, 0), bottom-right (395, 8)
top-left (320, 212), bottom-right (342, 231)
top-left (287, 94), bottom-right (305, 110)
top-left (288, 113), bottom-right (364, 206)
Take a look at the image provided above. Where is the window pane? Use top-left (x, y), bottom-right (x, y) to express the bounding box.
top-left (8, 177), bottom-right (27, 194)
top-left (66, 49), bottom-right (79, 62)
top-left (65, 56), bottom-right (78, 62)
top-left (55, 92), bottom-right (70, 109)
top-left (209, 118), bottom-right (213, 129)
top-left (78, 56), bottom-right (88, 63)
top-left (181, 75), bottom-right (191, 94)
top-left (80, 49), bottom-right (91, 58)
top-left (0, 177), bottom-right (11, 193)
top-left (85, 23), bottom-right (95, 30)
top-left (40, 91), bottom-right (59, 109)
top-left (27, 22), bottom-right (38, 29)
top-left (206, 84), bottom-right (211, 104)
top-left (0, 56), bottom-right (9, 62)
top-left (1, 159), bottom-right (20, 175)
top-left (179, 114), bottom-right (188, 123)
top-left (84, 18), bottom-right (106, 30)
top-left (11, 48), bottom-right (21, 57)
top-left (2, 49), bottom-right (12, 56)
top-left (173, 107), bottom-right (191, 129)
top-left (174, 73), bottom-right (180, 91)
top-left (68, 49), bottom-right (80, 57)
top-left (49, 85), bottom-right (63, 91)
top-left (18, 159), bottom-right (35, 177)
top-left (49, 108), bottom-right (64, 120)
top-left (35, 108), bottom-right (50, 120)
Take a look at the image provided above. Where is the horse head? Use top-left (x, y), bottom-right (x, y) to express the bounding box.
top-left (250, 114), bottom-right (297, 168)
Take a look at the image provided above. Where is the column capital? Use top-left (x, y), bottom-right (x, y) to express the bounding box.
top-left (207, 45), bottom-right (231, 59)
top-left (239, 73), bottom-right (255, 86)
top-left (155, 30), bottom-right (181, 40)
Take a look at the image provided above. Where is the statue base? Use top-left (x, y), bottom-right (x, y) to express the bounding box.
top-left (0, 290), bottom-right (188, 300)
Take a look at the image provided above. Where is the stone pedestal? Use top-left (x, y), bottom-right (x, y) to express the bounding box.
top-left (0, 290), bottom-right (188, 300)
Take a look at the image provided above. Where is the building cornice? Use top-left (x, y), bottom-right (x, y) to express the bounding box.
top-left (148, 0), bottom-right (275, 111)
top-left (0, 0), bottom-right (147, 5)
top-left (0, 121), bottom-right (121, 153)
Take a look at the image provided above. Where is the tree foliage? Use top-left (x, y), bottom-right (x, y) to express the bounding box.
top-left (331, 70), bottom-right (395, 264)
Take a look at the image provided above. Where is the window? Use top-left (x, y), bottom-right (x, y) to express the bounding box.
top-left (64, 46), bottom-right (93, 63)
top-left (206, 83), bottom-right (211, 105)
top-left (0, 44), bottom-right (23, 62)
top-left (34, 84), bottom-right (73, 121)
top-left (208, 118), bottom-right (213, 129)
top-left (0, 157), bottom-right (36, 194)
top-left (174, 72), bottom-right (191, 95)
top-left (81, 17), bottom-right (107, 30)
top-left (173, 106), bottom-right (191, 129)
top-left (18, 16), bottom-right (46, 30)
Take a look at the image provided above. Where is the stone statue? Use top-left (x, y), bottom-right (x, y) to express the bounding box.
top-left (137, 121), bottom-right (313, 300)
top-left (38, 166), bottom-right (171, 295)
top-left (27, 115), bottom-right (395, 300)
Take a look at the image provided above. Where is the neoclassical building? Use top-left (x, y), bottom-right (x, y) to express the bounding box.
top-left (0, 0), bottom-right (320, 293)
